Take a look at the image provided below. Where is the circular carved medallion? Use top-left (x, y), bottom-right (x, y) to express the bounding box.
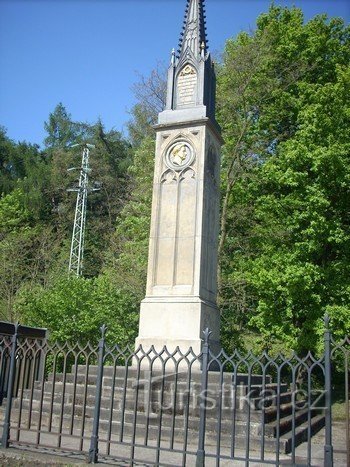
top-left (165, 141), bottom-right (194, 171)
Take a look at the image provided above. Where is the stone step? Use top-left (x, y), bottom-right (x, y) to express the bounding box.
top-left (283, 415), bottom-right (325, 453)
top-left (212, 400), bottom-right (306, 424)
top-left (212, 413), bottom-right (325, 455)
top-left (12, 399), bottom-right (260, 436)
top-left (75, 366), bottom-right (272, 386)
top-left (41, 374), bottom-right (289, 410)
top-left (46, 372), bottom-right (279, 397)
top-left (265, 409), bottom-right (311, 437)
top-left (18, 384), bottom-right (296, 422)
top-left (32, 379), bottom-right (290, 411)
top-left (0, 406), bottom-right (285, 452)
top-left (12, 394), bottom-right (320, 441)
top-left (249, 390), bottom-right (293, 409)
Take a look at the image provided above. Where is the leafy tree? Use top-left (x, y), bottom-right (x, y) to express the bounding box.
top-left (17, 275), bottom-right (139, 346)
top-left (217, 6), bottom-right (350, 352)
top-left (0, 127), bottom-right (20, 193)
top-left (83, 122), bottom-right (132, 275)
top-left (247, 65), bottom-right (350, 352)
top-left (0, 189), bottom-right (54, 320)
top-left (0, 127), bottom-right (45, 198)
top-left (43, 109), bottom-right (132, 277)
top-left (44, 103), bottom-right (78, 149)
top-left (0, 188), bottom-right (30, 234)
top-left (105, 136), bottom-right (155, 299)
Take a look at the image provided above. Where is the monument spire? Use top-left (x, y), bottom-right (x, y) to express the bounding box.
top-left (178, 0), bottom-right (207, 59)
top-left (135, 0), bottom-right (222, 362)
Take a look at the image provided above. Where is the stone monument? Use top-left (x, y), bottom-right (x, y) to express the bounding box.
top-left (135, 0), bottom-right (223, 355)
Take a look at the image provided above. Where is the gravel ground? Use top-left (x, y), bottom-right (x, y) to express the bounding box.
top-left (0, 448), bottom-right (89, 466)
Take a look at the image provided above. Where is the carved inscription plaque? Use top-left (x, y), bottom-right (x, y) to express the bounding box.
top-left (177, 65), bottom-right (197, 106)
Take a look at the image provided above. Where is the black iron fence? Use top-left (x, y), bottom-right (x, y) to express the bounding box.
top-left (0, 322), bottom-right (47, 405)
top-left (0, 320), bottom-right (348, 466)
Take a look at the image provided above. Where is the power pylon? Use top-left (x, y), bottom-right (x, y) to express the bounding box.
top-left (67, 143), bottom-right (99, 276)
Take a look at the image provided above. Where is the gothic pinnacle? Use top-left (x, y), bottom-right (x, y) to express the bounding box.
top-left (171, 48), bottom-right (176, 66)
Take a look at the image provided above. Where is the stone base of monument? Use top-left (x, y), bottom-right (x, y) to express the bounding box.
top-left (6, 364), bottom-right (325, 457)
top-left (135, 297), bottom-right (221, 369)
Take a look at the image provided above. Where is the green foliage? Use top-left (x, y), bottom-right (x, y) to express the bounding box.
top-left (44, 103), bottom-right (78, 149)
top-left (0, 127), bottom-right (45, 200)
top-left (42, 107), bottom-right (132, 277)
top-left (0, 188), bottom-right (30, 233)
top-left (16, 275), bottom-right (139, 346)
top-left (218, 5), bottom-right (350, 353)
top-left (0, 105), bottom-right (132, 324)
top-left (105, 136), bottom-right (155, 300)
top-left (127, 103), bottom-right (157, 148)
top-left (0, 187), bottom-right (49, 321)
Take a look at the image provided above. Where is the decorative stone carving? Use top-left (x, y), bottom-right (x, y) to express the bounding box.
top-left (180, 167), bottom-right (195, 181)
top-left (160, 169), bottom-right (177, 184)
top-left (165, 141), bottom-right (194, 171)
top-left (181, 64), bottom-right (196, 76)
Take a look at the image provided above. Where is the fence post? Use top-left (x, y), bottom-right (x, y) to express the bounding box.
top-left (196, 328), bottom-right (211, 467)
top-left (88, 325), bottom-right (106, 464)
top-left (1, 322), bottom-right (19, 448)
top-left (324, 315), bottom-right (333, 467)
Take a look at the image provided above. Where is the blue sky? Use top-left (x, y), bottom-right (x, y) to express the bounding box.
top-left (0, 0), bottom-right (349, 147)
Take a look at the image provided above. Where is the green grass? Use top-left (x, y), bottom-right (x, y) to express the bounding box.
top-left (332, 399), bottom-right (349, 421)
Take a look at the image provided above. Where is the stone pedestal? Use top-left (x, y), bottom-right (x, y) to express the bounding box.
top-left (136, 297), bottom-right (221, 356)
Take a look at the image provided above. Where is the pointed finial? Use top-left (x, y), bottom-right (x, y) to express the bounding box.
top-left (100, 324), bottom-right (107, 338)
top-left (202, 327), bottom-right (212, 344)
top-left (200, 41), bottom-right (205, 58)
top-left (324, 314), bottom-right (330, 329)
top-left (171, 48), bottom-right (176, 66)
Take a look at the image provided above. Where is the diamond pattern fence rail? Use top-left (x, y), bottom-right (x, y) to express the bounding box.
top-left (0, 319), bottom-right (348, 466)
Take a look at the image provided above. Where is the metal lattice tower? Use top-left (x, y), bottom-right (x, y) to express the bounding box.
top-left (67, 143), bottom-right (96, 276)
